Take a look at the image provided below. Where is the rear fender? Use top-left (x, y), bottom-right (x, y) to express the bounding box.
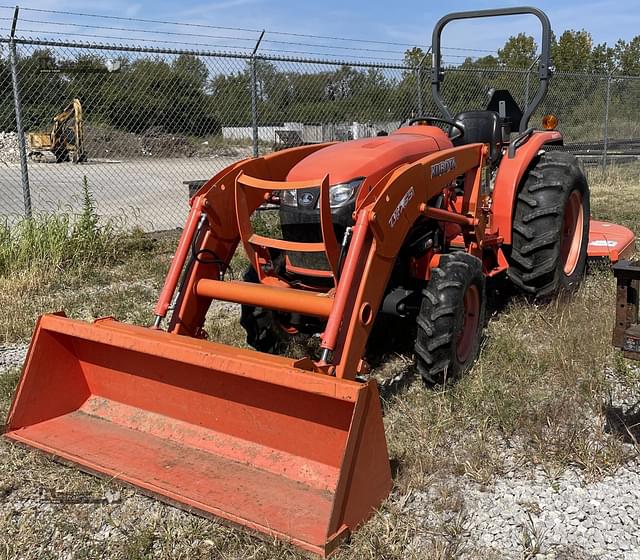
top-left (492, 130), bottom-right (562, 245)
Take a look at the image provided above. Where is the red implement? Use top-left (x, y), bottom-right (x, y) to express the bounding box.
top-left (588, 219), bottom-right (636, 262)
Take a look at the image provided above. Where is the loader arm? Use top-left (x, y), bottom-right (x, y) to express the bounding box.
top-left (326, 144), bottom-right (487, 378)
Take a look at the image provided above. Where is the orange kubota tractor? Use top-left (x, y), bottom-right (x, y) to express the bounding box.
top-left (4, 7), bottom-right (636, 558)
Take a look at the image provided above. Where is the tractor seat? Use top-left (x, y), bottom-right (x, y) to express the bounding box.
top-left (452, 110), bottom-right (502, 164)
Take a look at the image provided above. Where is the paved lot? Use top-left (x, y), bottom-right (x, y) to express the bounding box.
top-left (0, 157), bottom-right (237, 231)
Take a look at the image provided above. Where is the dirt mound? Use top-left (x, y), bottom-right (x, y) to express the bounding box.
top-left (139, 126), bottom-right (197, 158)
top-left (84, 125), bottom-right (197, 159)
top-left (83, 125), bottom-right (252, 160)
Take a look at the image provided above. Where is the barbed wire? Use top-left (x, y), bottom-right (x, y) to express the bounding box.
top-left (13, 29), bottom-right (254, 54)
top-left (6, 31), bottom-right (403, 62)
top-left (0, 4), bottom-right (501, 58)
top-left (0, 36), bottom-right (414, 69)
top-left (0, 5), bottom-right (429, 48)
top-left (5, 17), bottom-right (258, 43)
top-left (4, 29), bottom-right (483, 63)
top-left (8, 17), bottom-right (421, 56)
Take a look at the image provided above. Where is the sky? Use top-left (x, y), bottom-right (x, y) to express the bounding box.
top-left (3, 0), bottom-right (640, 63)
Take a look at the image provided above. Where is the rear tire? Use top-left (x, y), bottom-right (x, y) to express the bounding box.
top-left (414, 253), bottom-right (486, 384)
top-left (508, 151), bottom-right (590, 298)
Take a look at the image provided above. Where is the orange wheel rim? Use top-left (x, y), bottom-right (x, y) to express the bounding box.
top-left (560, 190), bottom-right (584, 276)
top-left (456, 284), bottom-right (480, 363)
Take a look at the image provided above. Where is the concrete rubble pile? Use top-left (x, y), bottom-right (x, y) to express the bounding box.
top-left (0, 132), bottom-right (21, 164)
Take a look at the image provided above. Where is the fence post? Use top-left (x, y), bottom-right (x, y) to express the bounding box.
top-left (416, 66), bottom-right (422, 115)
top-left (415, 48), bottom-right (431, 116)
top-left (523, 55), bottom-right (540, 111)
top-left (9, 6), bottom-right (32, 218)
top-left (602, 73), bottom-right (612, 173)
top-left (250, 30), bottom-right (265, 158)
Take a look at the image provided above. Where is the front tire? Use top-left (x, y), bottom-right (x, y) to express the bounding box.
top-left (414, 252), bottom-right (486, 384)
top-left (508, 151), bottom-right (590, 297)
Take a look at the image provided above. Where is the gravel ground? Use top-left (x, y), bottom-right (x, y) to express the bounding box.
top-left (466, 463), bottom-right (640, 558)
top-left (1, 343), bottom-right (639, 558)
top-left (0, 344), bottom-right (27, 370)
top-left (407, 363), bottom-right (640, 559)
top-left (411, 459), bottom-right (640, 559)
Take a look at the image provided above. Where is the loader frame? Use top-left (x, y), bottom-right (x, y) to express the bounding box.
top-left (156, 141), bottom-right (492, 379)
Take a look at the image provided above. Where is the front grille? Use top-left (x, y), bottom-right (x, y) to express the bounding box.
top-left (282, 223), bottom-right (346, 271)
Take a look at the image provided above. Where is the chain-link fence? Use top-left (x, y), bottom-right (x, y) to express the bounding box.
top-left (1, 32), bottom-right (639, 230)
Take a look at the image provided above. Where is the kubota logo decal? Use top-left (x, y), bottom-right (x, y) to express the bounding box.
top-left (299, 192), bottom-right (315, 206)
top-left (431, 157), bottom-right (457, 178)
top-left (389, 187), bottom-right (415, 228)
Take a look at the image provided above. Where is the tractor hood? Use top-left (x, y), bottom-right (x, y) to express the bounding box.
top-left (286, 126), bottom-right (453, 186)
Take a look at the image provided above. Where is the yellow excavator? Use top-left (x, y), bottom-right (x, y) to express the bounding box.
top-left (28, 98), bottom-right (86, 163)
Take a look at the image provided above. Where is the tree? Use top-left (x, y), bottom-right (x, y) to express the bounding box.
top-left (396, 47), bottom-right (432, 118)
top-left (590, 43), bottom-right (616, 74)
top-left (210, 71), bottom-right (251, 125)
top-left (553, 30), bottom-right (592, 72)
top-left (461, 55), bottom-right (499, 69)
top-left (615, 36), bottom-right (640, 76)
top-left (498, 33), bottom-right (537, 68)
top-left (0, 48), bottom-right (13, 131)
top-left (251, 59), bottom-right (280, 103)
top-left (172, 54), bottom-right (208, 89)
top-left (18, 49), bottom-right (68, 129)
top-left (324, 65), bottom-right (361, 100)
top-left (403, 47), bottom-right (430, 70)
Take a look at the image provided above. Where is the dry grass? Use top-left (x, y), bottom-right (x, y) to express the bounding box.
top-left (0, 230), bottom-right (174, 342)
top-left (586, 164), bottom-right (640, 237)
top-left (0, 162), bottom-right (638, 559)
top-left (383, 268), bottom-right (633, 490)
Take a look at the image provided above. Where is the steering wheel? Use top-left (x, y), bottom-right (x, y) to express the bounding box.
top-left (407, 116), bottom-right (465, 140)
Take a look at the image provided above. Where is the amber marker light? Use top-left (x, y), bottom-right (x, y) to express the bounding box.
top-left (542, 114), bottom-right (558, 130)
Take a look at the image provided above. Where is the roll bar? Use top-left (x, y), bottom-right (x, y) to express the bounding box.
top-left (430, 7), bottom-right (552, 133)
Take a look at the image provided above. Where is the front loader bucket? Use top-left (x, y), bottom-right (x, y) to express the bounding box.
top-left (4, 314), bottom-right (391, 557)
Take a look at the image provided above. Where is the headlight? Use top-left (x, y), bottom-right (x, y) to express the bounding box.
top-left (279, 179), bottom-right (362, 209)
top-left (281, 189), bottom-right (297, 207)
top-left (329, 179), bottom-right (362, 208)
